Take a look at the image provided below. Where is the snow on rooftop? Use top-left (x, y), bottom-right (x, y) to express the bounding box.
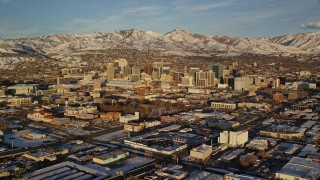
top-left (3, 130), bottom-right (56, 148)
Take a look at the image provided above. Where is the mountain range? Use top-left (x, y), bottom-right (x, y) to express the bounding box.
top-left (1, 29), bottom-right (320, 59)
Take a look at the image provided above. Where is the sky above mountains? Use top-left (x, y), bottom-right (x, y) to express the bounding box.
top-left (0, 0), bottom-right (320, 39)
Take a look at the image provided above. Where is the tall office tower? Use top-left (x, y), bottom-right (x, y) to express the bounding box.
top-left (131, 66), bottom-right (141, 75)
top-left (144, 63), bottom-right (152, 75)
top-left (181, 76), bottom-right (194, 86)
top-left (207, 70), bottom-right (215, 86)
top-left (195, 70), bottom-right (215, 87)
top-left (273, 78), bottom-right (281, 89)
top-left (131, 65), bottom-right (141, 82)
top-left (114, 58), bottom-right (128, 73)
top-left (188, 68), bottom-right (200, 79)
top-left (106, 63), bottom-right (115, 81)
top-left (151, 61), bottom-right (172, 79)
top-left (223, 75), bottom-right (229, 85)
top-left (195, 70), bottom-right (207, 87)
top-left (162, 66), bottom-right (171, 75)
top-left (152, 62), bottom-right (162, 79)
top-left (234, 76), bottom-right (253, 91)
top-left (93, 79), bottom-right (102, 90)
top-left (172, 71), bottom-right (184, 81)
top-left (279, 77), bottom-right (286, 85)
top-left (112, 60), bottom-right (120, 72)
top-left (123, 65), bottom-right (132, 76)
top-left (152, 71), bottom-right (160, 80)
top-left (209, 64), bottom-right (223, 80)
top-left (219, 131), bottom-right (248, 147)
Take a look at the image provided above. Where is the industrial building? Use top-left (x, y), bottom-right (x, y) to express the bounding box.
top-left (119, 112), bottom-right (139, 123)
top-left (24, 161), bottom-right (109, 179)
top-left (275, 157), bottom-right (320, 180)
top-left (246, 138), bottom-right (269, 151)
top-left (92, 150), bottom-right (129, 165)
top-left (189, 144), bottom-right (213, 162)
top-left (124, 121), bottom-right (145, 132)
top-left (8, 84), bottom-right (39, 95)
top-left (260, 125), bottom-right (306, 140)
top-left (155, 165), bottom-right (188, 180)
top-left (21, 132), bottom-right (46, 140)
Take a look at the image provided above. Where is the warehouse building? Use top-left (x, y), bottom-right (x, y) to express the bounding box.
top-left (92, 150), bottom-right (129, 165)
top-left (24, 161), bottom-right (109, 179)
top-left (189, 144), bottom-right (213, 162)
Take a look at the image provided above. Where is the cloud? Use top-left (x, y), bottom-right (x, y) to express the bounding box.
top-left (55, 15), bottom-right (127, 34)
top-left (123, 5), bottom-right (165, 16)
top-left (55, 4), bottom-right (167, 34)
top-left (173, 0), bottom-right (238, 12)
top-left (301, 21), bottom-right (320, 29)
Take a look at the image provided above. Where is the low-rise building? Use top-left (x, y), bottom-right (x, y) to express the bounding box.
top-left (64, 106), bottom-right (98, 116)
top-left (224, 173), bottom-right (265, 180)
top-left (8, 84), bottom-right (39, 95)
top-left (124, 122), bottom-right (145, 132)
top-left (92, 150), bottom-right (129, 165)
top-left (21, 132), bottom-right (46, 140)
top-left (238, 102), bottom-right (271, 110)
top-left (27, 109), bottom-right (54, 122)
top-left (24, 161), bottom-right (109, 179)
top-left (155, 165), bottom-right (188, 180)
top-left (260, 125), bottom-right (306, 140)
top-left (49, 118), bottom-right (70, 126)
top-left (275, 157), bottom-right (320, 180)
top-left (8, 97), bottom-right (32, 107)
top-left (145, 120), bottom-right (161, 128)
top-left (211, 102), bottom-right (237, 110)
top-left (246, 138), bottom-right (269, 150)
top-left (67, 121), bottom-right (89, 128)
top-left (189, 144), bottom-right (212, 162)
top-left (119, 112), bottom-right (139, 123)
top-left (100, 112), bottom-right (121, 121)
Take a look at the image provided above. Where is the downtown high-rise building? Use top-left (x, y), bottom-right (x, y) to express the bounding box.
top-left (131, 65), bottom-right (141, 82)
top-left (195, 70), bottom-right (215, 87)
top-left (106, 63), bottom-right (115, 81)
top-left (144, 63), bottom-right (152, 75)
top-left (132, 66), bottom-right (141, 75)
top-left (124, 65), bottom-right (132, 76)
top-left (114, 58), bottom-right (128, 73)
top-left (209, 64), bottom-right (223, 80)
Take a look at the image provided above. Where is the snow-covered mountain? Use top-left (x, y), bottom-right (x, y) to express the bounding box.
top-left (1, 29), bottom-right (319, 59)
top-left (269, 32), bottom-right (320, 53)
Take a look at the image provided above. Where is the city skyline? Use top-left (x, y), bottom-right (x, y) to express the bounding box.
top-left (0, 0), bottom-right (320, 39)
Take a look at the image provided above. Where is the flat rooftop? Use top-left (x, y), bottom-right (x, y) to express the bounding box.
top-left (277, 157), bottom-right (320, 180)
top-left (24, 161), bottom-right (109, 180)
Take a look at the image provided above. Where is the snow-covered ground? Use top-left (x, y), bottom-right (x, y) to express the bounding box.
top-left (61, 127), bottom-right (90, 136)
top-left (84, 156), bottom-right (153, 176)
top-left (93, 130), bottom-right (127, 142)
top-left (3, 130), bottom-right (56, 148)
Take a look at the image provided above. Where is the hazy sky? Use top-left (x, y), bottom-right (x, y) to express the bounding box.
top-left (0, 0), bottom-right (320, 39)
